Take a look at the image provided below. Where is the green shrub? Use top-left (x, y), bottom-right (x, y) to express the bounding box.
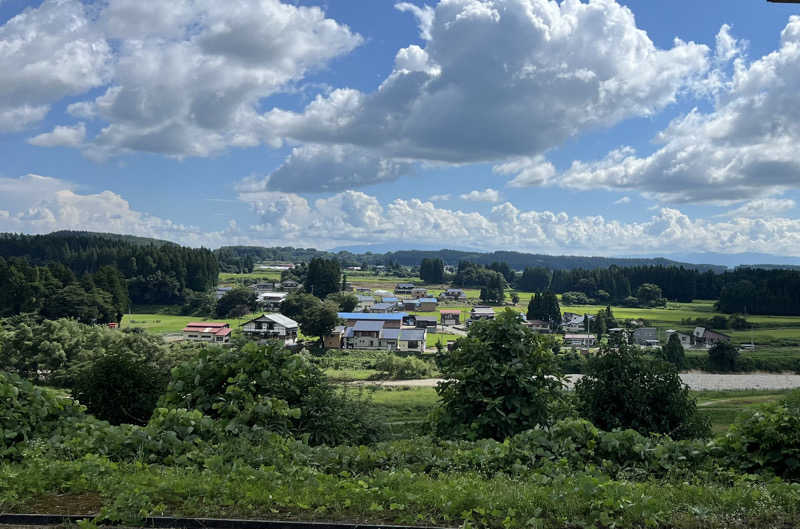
top-left (0, 371), bottom-right (85, 458)
top-left (721, 389), bottom-right (800, 479)
top-left (72, 349), bottom-right (168, 425)
top-left (159, 341), bottom-right (385, 445)
top-left (434, 309), bottom-right (567, 440)
top-left (576, 344), bottom-right (710, 440)
top-left (373, 354), bottom-right (434, 379)
top-left (708, 342), bottom-right (740, 372)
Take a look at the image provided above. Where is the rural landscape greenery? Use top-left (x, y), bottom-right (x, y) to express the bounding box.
top-left (1, 231), bottom-right (800, 528)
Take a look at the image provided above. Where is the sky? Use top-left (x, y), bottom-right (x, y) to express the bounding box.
top-left (2, 0), bottom-right (800, 260)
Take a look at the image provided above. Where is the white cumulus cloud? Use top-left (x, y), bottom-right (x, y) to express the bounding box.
top-left (262, 0), bottom-right (709, 192)
top-left (28, 123), bottom-right (86, 147)
top-left (237, 189), bottom-right (800, 256)
top-left (0, 0), bottom-right (112, 132)
top-left (541, 18), bottom-right (800, 204)
top-left (460, 188), bottom-right (500, 203)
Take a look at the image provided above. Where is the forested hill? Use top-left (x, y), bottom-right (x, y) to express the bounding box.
top-left (215, 245), bottom-right (726, 273)
top-left (0, 232), bottom-right (218, 306)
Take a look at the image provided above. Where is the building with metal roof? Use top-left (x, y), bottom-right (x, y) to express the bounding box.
top-left (240, 313), bottom-right (299, 344)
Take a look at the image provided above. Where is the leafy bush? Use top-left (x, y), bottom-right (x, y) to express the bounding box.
top-left (159, 341), bottom-right (384, 445)
top-left (576, 344), bottom-right (710, 439)
top-left (71, 349), bottom-right (168, 425)
top-left (721, 389), bottom-right (800, 479)
top-left (708, 341), bottom-right (740, 372)
top-left (561, 291), bottom-right (593, 305)
top-left (373, 354), bottom-right (434, 379)
top-left (0, 371), bottom-right (85, 458)
top-left (434, 309), bottom-right (567, 440)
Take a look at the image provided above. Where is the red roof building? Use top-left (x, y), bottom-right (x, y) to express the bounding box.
top-left (182, 322), bottom-right (232, 343)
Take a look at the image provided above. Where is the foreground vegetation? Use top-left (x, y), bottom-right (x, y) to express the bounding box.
top-left (3, 314), bottom-right (800, 528)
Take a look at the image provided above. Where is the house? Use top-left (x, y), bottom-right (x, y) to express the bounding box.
top-left (324, 326), bottom-right (346, 349)
top-left (415, 316), bottom-right (438, 329)
top-left (356, 287), bottom-right (372, 293)
top-left (370, 302), bottom-right (397, 313)
top-left (344, 320), bottom-right (385, 349)
top-left (524, 319), bottom-right (551, 333)
top-left (338, 312), bottom-right (405, 329)
top-left (394, 283), bottom-right (416, 295)
top-left (562, 313), bottom-right (594, 333)
top-left (240, 313), bottom-right (298, 344)
top-left (633, 327), bottom-right (659, 346)
top-left (379, 328), bottom-right (427, 352)
top-left (440, 309), bottom-right (461, 326)
top-left (403, 299), bottom-right (421, 311)
top-left (665, 329), bottom-right (691, 347)
top-left (374, 289), bottom-right (392, 297)
top-left (280, 280), bottom-right (300, 291)
top-left (692, 327), bottom-right (731, 347)
top-left (182, 322), bottom-right (231, 343)
top-left (563, 334), bottom-right (597, 347)
top-left (441, 288), bottom-right (466, 301)
top-left (252, 282), bottom-right (278, 293)
top-left (215, 286), bottom-right (233, 300)
top-left (381, 296), bottom-right (400, 304)
top-left (411, 287), bottom-right (429, 299)
top-left (356, 295), bottom-right (376, 312)
top-left (257, 291), bottom-right (287, 311)
top-left (418, 297), bottom-right (438, 312)
top-left (470, 306), bottom-right (495, 321)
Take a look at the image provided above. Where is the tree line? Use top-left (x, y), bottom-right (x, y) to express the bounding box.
top-left (0, 232), bottom-right (218, 307)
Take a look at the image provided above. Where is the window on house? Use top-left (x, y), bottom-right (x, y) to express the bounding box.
top-left (407, 341), bottom-right (419, 349)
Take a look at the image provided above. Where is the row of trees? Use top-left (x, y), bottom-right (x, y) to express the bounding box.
top-left (0, 258), bottom-right (129, 323)
top-left (0, 232), bottom-right (218, 306)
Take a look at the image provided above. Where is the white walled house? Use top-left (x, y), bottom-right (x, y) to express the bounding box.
top-left (241, 313), bottom-right (299, 344)
top-left (257, 292), bottom-right (288, 311)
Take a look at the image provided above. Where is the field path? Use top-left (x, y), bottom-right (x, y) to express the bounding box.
top-left (367, 373), bottom-right (800, 391)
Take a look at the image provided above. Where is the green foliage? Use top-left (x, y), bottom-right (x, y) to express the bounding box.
top-left (281, 293), bottom-right (339, 342)
top-left (0, 371), bottom-right (85, 457)
top-left (575, 344), bottom-right (710, 439)
top-left (708, 341), bottom-right (740, 372)
top-left (434, 309), bottom-right (566, 440)
top-left (659, 332), bottom-right (687, 369)
top-left (721, 389), bottom-right (800, 479)
top-left (215, 288), bottom-right (256, 318)
top-left (526, 291), bottom-right (561, 328)
top-left (305, 257), bottom-right (341, 299)
top-left (72, 348), bottom-right (168, 425)
top-left (326, 291), bottom-right (358, 312)
top-left (478, 271), bottom-right (505, 304)
top-left (516, 266), bottom-right (550, 292)
top-left (419, 257), bottom-right (444, 283)
top-left (561, 291), bottom-right (593, 305)
top-left (636, 282), bottom-right (663, 306)
top-left (0, 317), bottom-right (170, 388)
top-left (373, 354), bottom-right (435, 379)
top-left (159, 342), bottom-right (384, 445)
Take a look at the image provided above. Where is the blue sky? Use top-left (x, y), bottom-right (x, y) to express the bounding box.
top-left (2, 0), bottom-right (800, 258)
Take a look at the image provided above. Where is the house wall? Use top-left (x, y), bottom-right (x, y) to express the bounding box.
top-left (419, 302), bottom-right (437, 312)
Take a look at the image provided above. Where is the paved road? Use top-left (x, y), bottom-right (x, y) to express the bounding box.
top-left (366, 373), bottom-right (800, 391)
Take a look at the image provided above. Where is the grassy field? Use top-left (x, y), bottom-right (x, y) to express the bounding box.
top-left (364, 386), bottom-right (789, 437)
top-left (695, 389), bottom-right (792, 434)
top-left (121, 312), bottom-right (261, 334)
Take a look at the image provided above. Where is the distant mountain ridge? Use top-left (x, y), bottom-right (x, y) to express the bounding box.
top-left (216, 244), bottom-right (728, 272)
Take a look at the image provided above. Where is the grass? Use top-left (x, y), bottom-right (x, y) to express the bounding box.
top-left (426, 332), bottom-right (456, 348)
top-left (693, 389), bottom-right (792, 434)
top-left (367, 386), bottom-right (439, 437)
top-left (121, 312), bottom-right (261, 334)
